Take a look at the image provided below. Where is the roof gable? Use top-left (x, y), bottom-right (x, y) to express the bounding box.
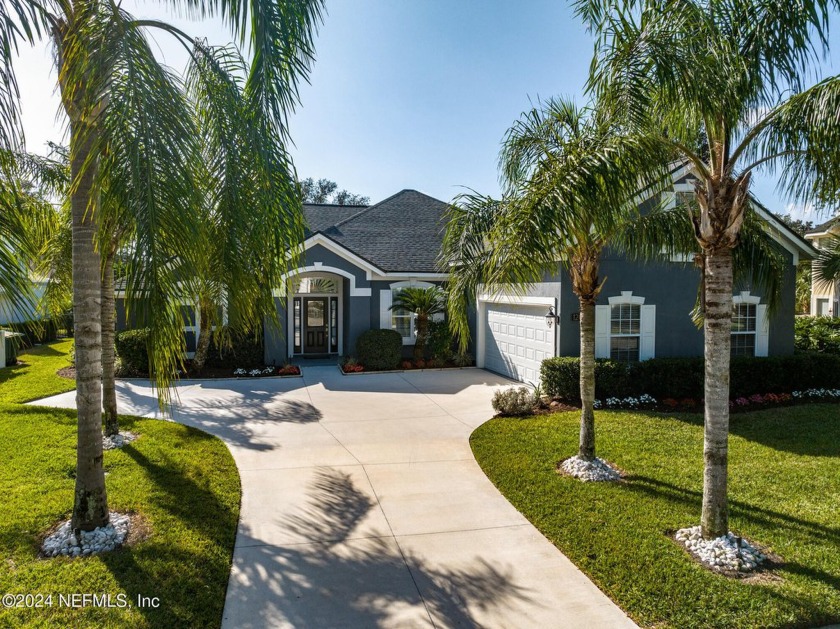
top-left (305, 189), bottom-right (449, 273)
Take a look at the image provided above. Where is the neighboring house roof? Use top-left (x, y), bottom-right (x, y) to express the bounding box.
top-left (805, 216), bottom-right (840, 239)
top-left (305, 189), bottom-right (449, 273)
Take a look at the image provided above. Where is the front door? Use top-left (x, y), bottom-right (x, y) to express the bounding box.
top-left (304, 298), bottom-right (328, 353)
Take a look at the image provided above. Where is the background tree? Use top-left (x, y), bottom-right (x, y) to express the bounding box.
top-left (779, 215), bottom-right (815, 314)
top-left (300, 177), bottom-right (370, 205)
top-left (579, 0), bottom-right (840, 538)
top-left (2, 0), bottom-right (324, 533)
top-left (390, 286), bottom-right (446, 361)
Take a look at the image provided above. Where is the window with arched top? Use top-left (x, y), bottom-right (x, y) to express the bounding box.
top-left (379, 281), bottom-right (439, 345)
top-left (731, 292), bottom-right (769, 357)
top-left (594, 291), bottom-right (656, 361)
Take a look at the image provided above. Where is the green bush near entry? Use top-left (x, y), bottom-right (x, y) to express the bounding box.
top-left (356, 329), bottom-right (403, 370)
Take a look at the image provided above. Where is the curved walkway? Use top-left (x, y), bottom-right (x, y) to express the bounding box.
top-left (35, 366), bottom-right (635, 628)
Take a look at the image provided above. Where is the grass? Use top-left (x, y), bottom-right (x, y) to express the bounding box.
top-left (0, 341), bottom-right (241, 628)
top-left (0, 339), bottom-right (76, 403)
top-left (471, 405), bottom-right (840, 629)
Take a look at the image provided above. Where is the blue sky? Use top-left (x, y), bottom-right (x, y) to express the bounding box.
top-left (14, 1), bottom-right (840, 222)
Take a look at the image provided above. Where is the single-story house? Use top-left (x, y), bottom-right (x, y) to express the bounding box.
top-left (115, 166), bottom-right (814, 384)
top-left (805, 217), bottom-right (839, 317)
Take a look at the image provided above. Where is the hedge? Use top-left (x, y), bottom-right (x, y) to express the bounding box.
top-left (541, 353), bottom-right (840, 402)
top-left (795, 316), bottom-right (840, 354)
top-left (205, 332), bottom-right (264, 369)
top-left (356, 329), bottom-right (403, 371)
top-left (115, 328), bottom-right (151, 375)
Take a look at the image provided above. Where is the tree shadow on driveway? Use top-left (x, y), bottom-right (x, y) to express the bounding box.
top-left (225, 468), bottom-right (534, 628)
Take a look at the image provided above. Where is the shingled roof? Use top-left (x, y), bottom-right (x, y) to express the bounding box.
top-left (806, 216), bottom-right (840, 237)
top-left (303, 190), bottom-right (449, 273)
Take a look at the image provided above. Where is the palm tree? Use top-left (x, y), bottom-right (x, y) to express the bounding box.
top-left (0, 157), bottom-right (60, 323)
top-left (443, 98), bottom-right (680, 467)
top-left (3, 0), bottom-right (323, 532)
top-left (390, 286), bottom-right (447, 361)
top-left (577, 0), bottom-right (840, 538)
top-left (814, 237), bottom-right (840, 295)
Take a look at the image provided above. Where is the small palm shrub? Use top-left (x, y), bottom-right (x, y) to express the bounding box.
top-left (492, 387), bottom-right (535, 416)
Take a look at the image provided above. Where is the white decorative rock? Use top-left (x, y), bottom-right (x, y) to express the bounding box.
top-left (42, 512), bottom-right (132, 558)
top-left (560, 456), bottom-right (622, 482)
top-left (675, 525), bottom-right (766, 573)
top-left (102, 431), bottom-right (138, 450)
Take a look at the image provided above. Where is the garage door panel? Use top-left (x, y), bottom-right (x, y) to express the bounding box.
top-left (484, 303), bottom-right (556, 385)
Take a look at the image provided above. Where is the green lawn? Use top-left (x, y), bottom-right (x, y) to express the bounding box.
top-left (471, 406), bottom-right (840, 629)
top-left (0, 339), bottom-right (76, 403)
top-left (0, 341), bottom-right (241, 628)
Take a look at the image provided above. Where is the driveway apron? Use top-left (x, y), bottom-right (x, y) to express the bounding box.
top-left (33, 366), bottom-right (636, 629)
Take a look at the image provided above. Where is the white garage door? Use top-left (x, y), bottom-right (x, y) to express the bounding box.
top-left (483, 303), bottom-right (556, 385)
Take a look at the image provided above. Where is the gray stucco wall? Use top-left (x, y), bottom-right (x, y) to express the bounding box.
top-left (552, 249), bottom-right (798, 358)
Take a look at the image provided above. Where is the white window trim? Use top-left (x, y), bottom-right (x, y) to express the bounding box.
top-left (732, 291), bottom-right (769, 357)
top-left (596, 292), bottom-right (656, 361)
top-left (382, 280), bottom-right (438, 346)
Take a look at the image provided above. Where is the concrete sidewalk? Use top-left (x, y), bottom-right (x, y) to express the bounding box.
top-left (34, 366), bottom-right (636, 628)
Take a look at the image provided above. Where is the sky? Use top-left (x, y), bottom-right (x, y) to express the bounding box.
top-left (12, 1), bottom-right (840, 223)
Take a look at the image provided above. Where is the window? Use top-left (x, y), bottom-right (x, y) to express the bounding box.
top-left (391, 289), bottom-right (415, 340)
top-left (731, 292), bottom-right (769, 357)
top-left (291, 275), bottom-right (338, 294)
top-left (595, 291), bottom-right (656, 361)
top-left (816, 298), bottom-right (830, 316)
top-left (610, 303), bottom-right (641, 362)
top-left (731, 303), bottom-right (757, 356)
top-left (381, 281), bottom-right (437, 345)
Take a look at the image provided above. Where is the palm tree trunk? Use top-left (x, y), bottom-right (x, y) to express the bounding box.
top-left (414, 314), bottom-right (428, 361)
top-left (701, 246), bottom-right (732, 539)
top-left (69, 119), bottom-right (109, 532)
top-left (101, 246), bottom-right (119, 437)
top-left (578, 298), bottom-right (596, 461)
top-left (192, 301), bottom-right (212, 373)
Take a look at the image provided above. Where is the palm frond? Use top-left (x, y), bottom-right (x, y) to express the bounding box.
top-left (813, 236), bottom-right (840, 288)
top-left (92, 5), bottom-right (203, 399)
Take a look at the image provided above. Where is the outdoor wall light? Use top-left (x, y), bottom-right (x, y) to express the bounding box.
top-left (545, 306), bottom-right (560, 328)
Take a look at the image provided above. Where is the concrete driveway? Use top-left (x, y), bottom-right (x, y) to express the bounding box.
top-left (35, 366), bottom-right (635, 629)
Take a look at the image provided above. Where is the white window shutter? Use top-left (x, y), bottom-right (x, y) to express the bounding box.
top-left (380, 290), bottom-right (393, 330)
top-left (0, 330), bottom-right (6, 368)
top-left (595, 305), bottom-right (610, 359)
top-left (755, 304), bottom-right (769, 357)
top-left (640, 305), bottom-right (656, 360)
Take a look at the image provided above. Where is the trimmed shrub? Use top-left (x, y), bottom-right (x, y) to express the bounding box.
top-left (205, 332), bottom-right (264, 369)
top-left (115, 328), bottom-right (150, 376)
top-left (492, 387), bottom-right (535, 416)
top-left (541, 353), bottom-right (840, 401)
top-left (356, 329), bottom-right (403, 371)
top-left (795, 316), bottom-right (840, 354)
top-left (427, 320), bottom-right (453, 361)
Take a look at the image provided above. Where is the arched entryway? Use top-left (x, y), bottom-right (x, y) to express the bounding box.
top-left (288, 271), bottom-right (343, 357)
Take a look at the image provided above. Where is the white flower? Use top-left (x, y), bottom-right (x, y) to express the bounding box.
top-left (262, 367), bottom-right (274, 374)
top-left (233, 368), bottom-right (247, 376)
top-left (248, 369), bottom-right (262, 377)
